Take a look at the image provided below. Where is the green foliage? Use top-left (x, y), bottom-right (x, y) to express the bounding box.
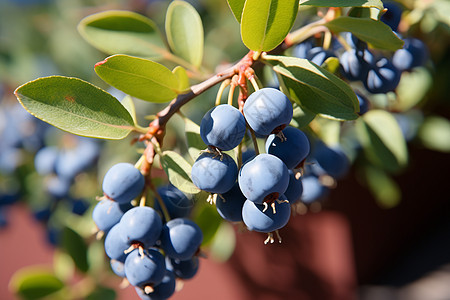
top-left (77, 10), bottom-right (167, 59)
top-left (325, 17), bottom-right (404, 51)
top-left (94, 54), bottom-right (182, 102)
top-left (266, 55), bottom-right (359, 120)
top-left (160, 150), bottom-right (200, 194)
top-left (9, 267), bottom-right (65, 300)
top-left (363, 165), bottom-right (401, 208)
top-left (14, 76), bottom-right (134, 139)
top-left (61, 226), bottom-right (90, 273)
top-left (299, 0), bottom-right (383, 9)
top-left (418, 116), bottom-right (450, 153)
top-left (240, 0), bottom-right (299, 52)
top-left (166, 1), bottom-right (204, 68)
top-left (357, 110), bottom-right (408, 173)
top-left (227, 0), bottom-right (246, 22)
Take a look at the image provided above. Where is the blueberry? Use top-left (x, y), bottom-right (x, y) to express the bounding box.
top-left (92, 199), bottom-right (132, 233)
top-left (355, 92), bottom-right (370, 115)
top-left (46, 176), bottom-right (71, 199)
top-left (102, 163), bottom-right (145, 204)
top-left (160, 218), bottom-right (203, 260)
top-left (166, 256), bottom-right (199, 280)
top-left (293, 40), bottom-right (314, 59)
top-left (340, 49), bottom-right (374, 82)
top-left (216, 183), bottom-right (246, 222)
top-left (265, 126), bottom-right (310, 169)
top-left (200, 104), bottom-right (246, 151)
top-left (124, 248), bottom-right (166, 288)
top-left (104, 224), bottom-right (129, 261)
top-left (313, 142), bottom-right (350, 179)
top-left (242, 196), bottom-right (291, 232)
top-left (380, 2), bottom-right (402, 32)
top-left (119, 206), bottom-right (162, 248)
top-left (191, 152), bottom-right (237, 194)
top-left (70, 198), bottom-right (90, 216)
top-left (134, 270), bottom-right (176, 299)
top-left (300, 175), bottom-right (329, 204)
top-left (110, 259), bottom-right (126, 278)
top-left (306, 47), bottom-right (337, 66)
top-left (238, 154), bottom-right (289, 204)
top-left (392, 38), bottom-right (428, 72)
top-left (34, 146), bottom-right (59, 175)
top-left (284, 170), bottom-right (303, 204)
top-left (364, 57), bottom-right (401, 94)
top-left (155, 184), bottom-right (193, 220)
top-left (343, 32), bottom-right (367, 50)
top-left (243, 88), bottom-right (293, 136)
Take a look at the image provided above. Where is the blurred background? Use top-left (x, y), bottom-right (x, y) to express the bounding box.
top-left (0, 0), bottom-right (449, 299)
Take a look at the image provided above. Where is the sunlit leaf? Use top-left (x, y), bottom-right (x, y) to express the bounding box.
top-left (160, 150), bottom-right (200, 194)
top-left (10, 267), bottom-right (64, 300)
top-left (227, 0), bottom-right (246, 22)
top-left (418, 116), bottom-right (450, 153)
top-left (172, 66), bottom-right (190, 92)
top-left (15, 76), bottom-right (134, 140)
top-left (300, 0), bottom-right (383, 10)
top-left (363, 165), bottom-right (401, 208)
top-left (61, 227), bottom-right (89, 273)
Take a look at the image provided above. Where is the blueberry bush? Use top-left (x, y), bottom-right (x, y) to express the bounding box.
top-left (2, 0), bottom-right (450, 299)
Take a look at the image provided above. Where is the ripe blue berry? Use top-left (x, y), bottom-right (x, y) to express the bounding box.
top-left (293, 40), bottom-right (313, 59)
top-left (104, 224), bottom-right (129, 261)
top-left (364, 58), bottom-right (401, 94)
top-left (356, 92), bottom-right (370, 115)
top-left (216, 183), bottom-right (246, 222)
top-left (110, 259), bottom-right (126, 278)
top-left (380, 2), bottom-right (402, 31)
top-left (166, 256), bottom-right (200, 280)
top-left (92, 199), bottom-right (132, 233)
top-left (238, 154), bottom-right (289, 204)
top-left (155, 184), bottom-right (193, 220)
top-left (243, 88), bottom-right (293, 136)
top-left (284, 170), bottom-right (303, 204)
top-left (34, 146), bottom-right (59, 175)
top-left (340, 49), bottom-right (374, 82)
top-left (119, 206), bottom-right (163, 248)
top-left (160, 218), bottom-right (203, 260)
top-left (265, 126), bottom-right (310, 169)
top-left (124, 248), bottom-right (166, 288)
top-left (242, 196), bottom-right (291, 232)
top-left (392, 38), bottom-right (428, 72)
top-left (102, 163), bottom-right (145, 204)
top-left (135, 271), bottom-right (176, 300)
top-left (313, 142), bottom-right (350, 179)
top-left (307, 47), bottom-right (337, 66)
top-left (300, 175), bottom-right (329, 204)
top-left (191, 151), bottom-right (237, 194)
top-left (200, 104), bottom-right (246, 151)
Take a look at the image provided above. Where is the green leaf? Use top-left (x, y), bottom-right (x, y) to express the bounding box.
top-left (299, 0), bottom-right (383, 10)
top-left (160, 150), bottom-right (200, 194)
top-left (266, 55), bottom-right (359, 120)
top-left (15, 76), bottom-right (134, 140)
top-left (120, 95), bottom-right (138, 124)
top-left (10, 267), bottom-right (64, 300)
top-left (227, 0), bottom-right (246, 22)
top-left (394, 67), bottom-right (432, 112)
top-left (182, 116), bottom-right (206, 161)
top-left (172, 66), bottom-right (190, 92)
top-left (61, 227), bottom-right (89, 273)
top-left (290, 102), bottom-right (316, 128)
top-left (348, 7), bottom-right (383, 20)
top-left (86, 286), bottom-right (116, 300)
top-left (193, 203), bottom-right (222, 245)
top-left (325, 17), bottom-right (404, 51)
top-left (363, 165), bottom-right (401, 208)
top-left (95, 54), bottom-right (181, 103)
top-left (418, 116), bottom-right (450, 153)
top-left (241, 0), bottom-right (299, 52)
top-left (209, 222), bottom-right (236, 262)
top-left (321, 56), bottom-right (340, 73)
top-left (166, 1), bottom-right (204, 68)
top-left (357, 110), bottom-right (408, 172)
top-left (78, 10), bottom-right (167, 59)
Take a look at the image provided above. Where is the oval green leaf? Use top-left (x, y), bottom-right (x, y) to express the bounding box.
top-left (172, 66), bottom-right (191, 92)
top-left (62, 227), bottom-right (89, 273)
top-left (241, 0), bottom-right (299, 52)
top-left (95, 54), bottom-right (181, 103)
top-left (160, 150), bottom-right (200, 194)
top-left (15, 76), bottom-right (134, 140)
top-left (227, 0), bottom-right (246, 22)
top-left (266, 55), bottom-right (359, 120)
top-left (166, 1), bottom-right (204, 68)
top-left (357, 110), bottom-right (408, 172)
top-left (325, 17), bottom-right (404, 51)
top-left (363, 165), bottom-right (401, 208)
top-left (299, 0), bottom-right (383, 10)
top-left (418, 116), bottom-right (450, 153)
top-left (182, 116), bottom-right (206, 161)
top-left (78, 10), bottom-right (167, 59)
top-left (10, 267), bottom-right (64, 300)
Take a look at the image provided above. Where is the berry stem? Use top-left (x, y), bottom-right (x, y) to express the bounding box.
top-left (248, 126), bottom-right (260, 155)
top-left (215, 79), bottom-right (231, 106)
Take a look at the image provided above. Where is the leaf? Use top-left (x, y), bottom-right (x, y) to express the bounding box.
top-left (86, 286), bottom-right (116, 300)
top-left (357, 110), bottom-right (408, 172)
top-left (15, 76), bottom-right (134, 140)
top-left (120, 95), bottom-right (138, 124)
top-left (182, 116), bottom-right (206, 161)
top-left (290, 102), bottom-right (316, 128)
top-left (160, 150), bottom-right (200, 194)
top-left (166, 1), bottom-right (204, 68)
top-left (325, 17), bottom-right (404, 51)
top-left (10, 267), bottom-right (65, 300)
top-left (348, 7), bottom-right (383, 20)
top-left (209, 222), bottom-right (236, 262)
top-left (61, 227), bottom-right (89, 273)
top-left (78, 10), bottom-right (167, 59)
top-left (363, 165), bottom-right (401, 208)
top-left (241, 0), bottom-right (299, 52)
top-left (394, 67), bottom-right (432, 112)
top-left (227, 0), bottom-right (246, 22)
top-left (266, 54), bottom-right (359, 120)
top-left (193, 203), bottom-right (223, 245)
top-left (172, 66), bottom-right (190, 92)
top-left (95, 54), bottom-right (181, 103)
top-left (299, 0), bottom-right (383, 10)
top-left (418, 116), bottom-right (450, 153)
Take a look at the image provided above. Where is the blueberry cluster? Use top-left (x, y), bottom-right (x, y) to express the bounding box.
top-left (192, 88), bottom-right (311, 243)
top-left (93, 163), bottom-right (201, 299)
